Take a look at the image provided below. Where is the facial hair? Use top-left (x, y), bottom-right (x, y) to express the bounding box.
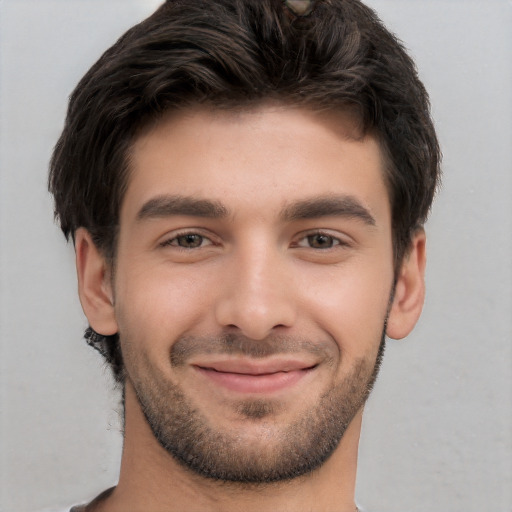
top-left (124, 329), bottom-right (386, 484)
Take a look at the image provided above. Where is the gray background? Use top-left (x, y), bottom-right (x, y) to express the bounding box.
top-left (0, 1), bottom-right (510, 511)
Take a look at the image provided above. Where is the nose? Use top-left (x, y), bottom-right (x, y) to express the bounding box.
top-left (214, 245), bottom-right (297, 340)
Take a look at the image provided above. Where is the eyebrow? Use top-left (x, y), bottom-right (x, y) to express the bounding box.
top-left (136, 195), bottom-right (229, 221)
top-left (136, 193), bottom-right (376, 226)
top-left (281, 195), bottom-right (376, 226)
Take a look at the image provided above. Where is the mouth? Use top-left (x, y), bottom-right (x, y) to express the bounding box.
top-left (193, 360), bottom-right (317, 394)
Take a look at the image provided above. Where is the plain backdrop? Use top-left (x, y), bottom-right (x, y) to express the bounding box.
top-left (0, 1), bottom-right (511, 511)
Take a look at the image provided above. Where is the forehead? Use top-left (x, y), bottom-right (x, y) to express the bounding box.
top-left (122, 104), bottom-right (390, 224)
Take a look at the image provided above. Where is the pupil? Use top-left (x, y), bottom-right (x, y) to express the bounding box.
top-left (179, 234), bottom-right (202, 248)
top-left (308, 234), bottom-right (332, 248)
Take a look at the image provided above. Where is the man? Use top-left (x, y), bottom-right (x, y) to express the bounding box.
top-left (49, 0), bottom-right (440, 510)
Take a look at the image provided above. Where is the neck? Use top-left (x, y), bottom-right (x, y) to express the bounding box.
top-left (94, 382), bottom-right (362, 512)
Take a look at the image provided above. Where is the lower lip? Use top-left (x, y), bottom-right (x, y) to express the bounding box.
top-left (195, 366), bottom-right (312, 394)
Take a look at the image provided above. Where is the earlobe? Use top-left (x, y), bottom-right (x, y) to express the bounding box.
top-left (75, 228), bottom-right (118, 336)
top-left (386, 229), bottom-right (427, 340)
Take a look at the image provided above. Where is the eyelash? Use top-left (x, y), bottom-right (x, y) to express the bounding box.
top-left (159, 229), bottom-right (349, 251)
top-left (293, 230), bottom-right (350, 250)
top-left (159, 231), bottom-right (215, 250)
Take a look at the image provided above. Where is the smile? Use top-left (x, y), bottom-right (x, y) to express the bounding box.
top-left (194, 360), bottom-right (317, 394)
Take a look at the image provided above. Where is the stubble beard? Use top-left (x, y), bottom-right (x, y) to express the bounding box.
top-left (124, 328), bottom-right (386, 485)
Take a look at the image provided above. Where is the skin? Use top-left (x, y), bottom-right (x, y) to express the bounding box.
top-left (76, 104), bottom-right (426, 512)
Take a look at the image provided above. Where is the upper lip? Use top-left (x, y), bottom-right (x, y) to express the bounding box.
top-left (193, 359), bottom-right (317, 375)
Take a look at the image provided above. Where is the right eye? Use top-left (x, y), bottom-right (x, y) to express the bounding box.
top-left (160, 232), bottom-right (213, 250)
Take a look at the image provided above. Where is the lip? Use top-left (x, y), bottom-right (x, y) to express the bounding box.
top-left (193, 359), bottom-right (316, 394)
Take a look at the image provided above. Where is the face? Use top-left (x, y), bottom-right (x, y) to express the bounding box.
top-left (112, 105), bottom-right (395, 482)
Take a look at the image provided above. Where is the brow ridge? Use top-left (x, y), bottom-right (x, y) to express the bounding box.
top-left (137, 195), bottom-right (229, 220)
top-left (136, 193), bottom-right (376, 226)
top-left (281, 195), bottom-right (376, 226)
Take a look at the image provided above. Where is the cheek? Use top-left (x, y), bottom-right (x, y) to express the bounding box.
top-left (113, 261), bottom-right (219, 350)
top-left (296, 258), bottom-right (393, 357)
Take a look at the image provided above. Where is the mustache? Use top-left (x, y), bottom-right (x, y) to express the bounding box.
top-left (170, 333), bottom-right (334, 367)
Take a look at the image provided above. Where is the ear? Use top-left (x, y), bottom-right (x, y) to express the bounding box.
top-left (386, 229), bottom-right (427, 340)
top-left (75, 228), bottom-right (118, 336)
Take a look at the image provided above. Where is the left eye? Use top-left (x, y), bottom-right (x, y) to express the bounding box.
top-left (165, 233), bottom-right (211, 249)
top-left (297, 233), bottom-right (341, 249)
